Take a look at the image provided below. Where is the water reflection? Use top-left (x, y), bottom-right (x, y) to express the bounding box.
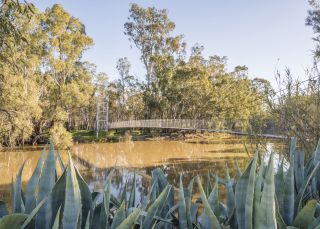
top-left (0, 136), bottom-right (287, 209)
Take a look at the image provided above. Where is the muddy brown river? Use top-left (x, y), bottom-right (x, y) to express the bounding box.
top-left (0, 134), bottom-right (287, 209)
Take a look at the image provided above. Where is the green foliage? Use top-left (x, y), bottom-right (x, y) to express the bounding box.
top-left (1, 138), bottom-right (320, 228)
top-left (49, 123), bottom-right (73, 149)
top-left (0, 2), bottom-right (95, 148)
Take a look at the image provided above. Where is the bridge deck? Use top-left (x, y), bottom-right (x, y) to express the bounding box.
top-left (108, 119), bottom-right (286, 139)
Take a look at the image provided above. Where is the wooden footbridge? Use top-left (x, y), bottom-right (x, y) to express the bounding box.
top-left (103, 119), bottom-right (285, 139)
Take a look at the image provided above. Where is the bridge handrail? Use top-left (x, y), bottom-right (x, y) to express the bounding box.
top-left (108, 119), bottom-right (215, 130)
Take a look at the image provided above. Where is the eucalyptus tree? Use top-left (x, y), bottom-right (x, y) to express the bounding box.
top-left (0, 2), bottom-right (43, 146)
top-left (116, 57), bottom-right (133, 105)
top-left (124, 3), bottom-right (183, 89)
top-left (0, 0), bottom-right (35, 55)
top-left (0, 3), bottom-right (96, 148)
top-left (39, 4), bottom-right (94, 148)
top-left (307, 0), bottom-right (320, 57)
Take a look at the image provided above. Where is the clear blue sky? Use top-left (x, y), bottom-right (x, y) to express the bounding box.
top-left (31, 0), bottom-right (314, 86)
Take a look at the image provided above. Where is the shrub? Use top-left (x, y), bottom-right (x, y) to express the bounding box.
top-left (49, 123), bottom-right (73, 149)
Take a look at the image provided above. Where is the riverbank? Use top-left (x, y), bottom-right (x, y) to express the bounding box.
top-left (72, 129), bottom-right (150, 143)
top-left (71, 129), bottom-right (287, 145)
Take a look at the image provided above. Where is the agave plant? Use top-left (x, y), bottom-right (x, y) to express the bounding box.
top-left (0, 138), bottom-right (319, 229)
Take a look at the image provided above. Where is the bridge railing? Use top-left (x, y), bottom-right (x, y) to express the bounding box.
top-left (108, 119), bottom-right (216, 130)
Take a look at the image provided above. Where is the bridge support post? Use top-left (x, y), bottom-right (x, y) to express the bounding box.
top-left (96, 99), bottom-right (99, 138)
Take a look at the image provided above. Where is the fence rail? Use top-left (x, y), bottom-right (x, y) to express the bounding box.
top-left (108, 119), bottom-right (216, 130)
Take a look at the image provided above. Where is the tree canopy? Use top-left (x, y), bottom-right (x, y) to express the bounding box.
top-left (0, 1), bottom-right (289, 148)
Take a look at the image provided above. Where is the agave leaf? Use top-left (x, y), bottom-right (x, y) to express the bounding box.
top-left (56, 150), bottom-right (65, 172)
top-left (283, 160), bottom-right (295, 225)
top-left (235, 160), bottom-right (242, 180)
top-left (235, 151), bottom-right (258, 229)
top-left (289, 137), bottom-right (297, 162)
top-left (25, 148), bottom-right (45, 214)
top-left (276, 211), bottom-right (286, 229)
top-left (295, 162), bottom-right (320, 213)
top-left (243, 142), bottom-right (251, 158)
top-left (312, 139), bottom-right (320, 193)
top-left (0, 213), bottom-right (28, 229)
top-left (191, 203), bottom-right (200, 224)
top-left (92, 191), bottom-right (100, 205)
top-left (206, 172), bottom-right (212, 197)
top-left (151, 168), bottom-right (168, 193)
top-left (244, 151), bottom-right (258, 229)
top-left (257, 154), bottom-right (277, 229)
top-left (165, 203), bottom-right (179, 219)
top-left (117, 208), bottom-right (140, 229)
top-left (52, 207), bottom-right (61, 229)
top-left (308, 216), bottom-right (320, 229)
top-left (13, 160), bottom-right (26, 213)
top-left (145, 180), bottom-right (159, 206)
top-left (141, 210), bottom-right (178, 226)
top-left (313, 139), bottom-right (320, 163)
top-left (208, 175), bottom-right (220, 218)
top-left (196, 176), bottom-right (221, 229)
top-left (91, 203), bottom-right (102, 229)
top-left (51, 168), bottom-right (67, 228)
top-left (225, 163), bottom-right (235, 219)
top-left (111, 194), bottom-right (121, 208)
top-left (275, 159), bottom-right (285, 215)
top-left (75, 166), bottom-right (93, 228)
top-left (36, 142), bottom-right (56, 229)
top-left (120, 181), bottom-right (127, 206)
top-left (253, 164), bottom-right (264, 229)
top-left (128, 173), bottom-right (136, 208)
top-left (0, 201), bottom-right (8, 218)
top-left (84, 210), bottom-right (90, 229)
top-left (186, 177), bottom-right (194, 228)
top-left (62, 153), bottom-right (81, 229)
top-left (111, 202), bottom-right (126, 229)
top-left (275, 196), bottom-right (286, 229)
top-left (306, 156), bottom-right (315, 177)
top-left (21, 196), bottom-right (48, 229)
top-left (100, 169), bottom-right (114, 228)
top-left (142, 185), bottom-right (171, 228)
top-left (294, 150), bottom-right (305, 192)
top-left (178, 175), bottom-right (188, 229)
top-left (293, 200), bottom-right (317, 229)
top-left (152, 168), bottom-right (175, 220)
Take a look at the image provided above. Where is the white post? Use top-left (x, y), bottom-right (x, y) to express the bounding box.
top-left (96, 100), bottom-right (99, 138)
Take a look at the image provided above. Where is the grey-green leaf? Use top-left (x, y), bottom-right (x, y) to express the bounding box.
top-left (196, 176), bottom-right (221, 229)
top-left (142, 185), bottom-right (171, 228)
top-left (117, 208), bottom-right (140, 229)
top-left (178, 175), bottom-right (188, 229)
top-left (257, 154), bottom-right (277, 229)
top-left (13, 160), bottom-right (26, 213)
top-left (111, 202), bottom-right (126, 229)
top-left (283, 161), bottom-right (295, 225)
top-left (25, 148), bottom-right (45, 214)
top-left (62, 153), bottom-right (81, 229)
top-left (36, 142), bottom-right (56, 229)
top-left (128, 173), bottom-right (136, 208)
top-left (235, 151), bottom-right (257, 229)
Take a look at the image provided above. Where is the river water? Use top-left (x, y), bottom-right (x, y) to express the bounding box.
top-left (0, 134), bottom-right (287, 208)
